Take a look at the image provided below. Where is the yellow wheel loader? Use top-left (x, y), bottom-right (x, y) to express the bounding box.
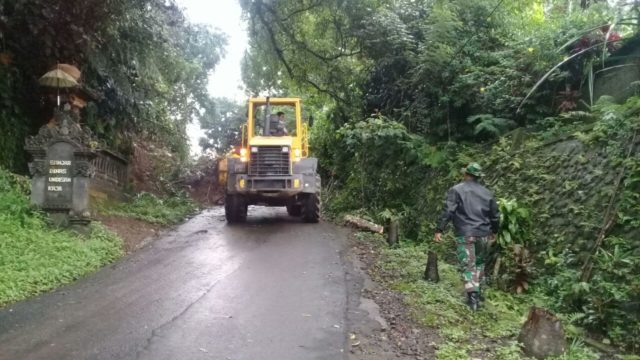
top-left (218, 97), bottom-right (320, 223)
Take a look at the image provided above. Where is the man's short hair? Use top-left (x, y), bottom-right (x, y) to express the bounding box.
top-left (276, 111), bottom-right (285, 116)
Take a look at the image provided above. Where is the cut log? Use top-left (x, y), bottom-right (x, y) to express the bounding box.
top-left (387, 220), bottom-right (399, 245)
top-left (518, 307), bottom-right (566, 359)
top-left (423, 251), bottom-right (439, 282)
top-left (343, 215), bottom-right (384, 234)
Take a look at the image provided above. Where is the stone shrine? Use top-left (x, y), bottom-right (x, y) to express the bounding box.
top-left (25, 108), bottom-right (96, 227)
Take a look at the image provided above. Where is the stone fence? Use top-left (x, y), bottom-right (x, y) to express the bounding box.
top-left (92, 149), bottom-right (128, 188)
top-left (90, 149), bottom-right (129, 202)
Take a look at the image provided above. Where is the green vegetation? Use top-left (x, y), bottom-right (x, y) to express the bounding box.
top-left (491, 199), bottom-right (533, 294)
top-left (240, 0), bottom-right (640, 354)
top-left (0, 0), bottom-right (227, 172)
top-left (338, 97), bottom-right (640, 356)
top-left (338, 98), bottom-right (640, 356)
top-left (360, 232), bottom-right (599, 359)
top-left (0, 168), bottom-right (123, 306)
top-left (103, 192), bottom-right (198, 225)
top-left (198, 98), bottom-right (246, 155)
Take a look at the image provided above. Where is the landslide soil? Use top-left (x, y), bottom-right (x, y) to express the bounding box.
top-left (96, 215), bottom-right (162, 253)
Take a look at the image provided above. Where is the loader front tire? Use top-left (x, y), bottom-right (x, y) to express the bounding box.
top-left (301, 193), bottom-right (320, 223)
top-left (225, 193), bottom-right (247, 223)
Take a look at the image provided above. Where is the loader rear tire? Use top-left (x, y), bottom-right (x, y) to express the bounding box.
top-left (301, 193), bottom-right (320, 223)
top-left (225, 194), bottom-right (247, 223)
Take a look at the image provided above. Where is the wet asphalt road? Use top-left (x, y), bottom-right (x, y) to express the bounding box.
top-left (0, 207), bottom-right (353, 360)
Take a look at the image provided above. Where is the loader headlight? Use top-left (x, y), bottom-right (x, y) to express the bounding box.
top-left (251, 147), bottom-right (258, 153)
top-left (282, 146), bottom-right (289, 153)
top-left (240, 148), bottom-right (248, 162)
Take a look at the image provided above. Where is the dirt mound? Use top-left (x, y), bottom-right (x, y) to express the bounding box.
top-left (128, 141), bottom-right (178, 194)
top-left (97, 215), bottom-right (162, 253)
top-left (181, 156), bottom-right (224, 206)
top-left (127, 141), bottom-right (223, 204)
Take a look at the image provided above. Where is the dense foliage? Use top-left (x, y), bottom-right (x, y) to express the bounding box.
top-left (198, 98), bottom-right (246, 155)
top-left (241, 0), bottom-right (631, 139)
top-left (0, 167), bottom-right (123, 306)
top-left (0, 0), bottom-right (226, 171)
top-left (241, 0), bottom-right (640, 354)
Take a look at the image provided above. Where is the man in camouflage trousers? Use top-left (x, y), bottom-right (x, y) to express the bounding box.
top-left (434, 163), bottom-right (500, 311)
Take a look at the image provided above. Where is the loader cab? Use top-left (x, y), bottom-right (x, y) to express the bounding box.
top-left (252, 106), bottom-right (296, 137)
top-left (243, 97), bottom-right (309, 162)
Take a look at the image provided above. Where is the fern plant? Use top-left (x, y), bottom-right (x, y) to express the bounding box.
top-left (467, 114), bottom-right (516, 138)
top-left (490, 198), bottom-right (533, 294)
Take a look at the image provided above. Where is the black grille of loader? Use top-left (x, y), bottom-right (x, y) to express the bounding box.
top-left (249, 146), bottom-right (290, 176)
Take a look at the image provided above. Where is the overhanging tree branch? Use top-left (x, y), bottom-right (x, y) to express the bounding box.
top-left (253, 0), bottom-right (347, 103)
top-left (261, 1), bottom-right (361, 62)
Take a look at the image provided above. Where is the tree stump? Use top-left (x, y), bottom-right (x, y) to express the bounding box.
top-left (423, 251), bottom-right (439, 282)
top-left (518, 307), bottom-right (566, 359)
top-left (387, 220), bottom-right (399, 246)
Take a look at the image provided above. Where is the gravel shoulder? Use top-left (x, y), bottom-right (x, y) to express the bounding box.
top-left (344, 232), bottom-right (439, 360)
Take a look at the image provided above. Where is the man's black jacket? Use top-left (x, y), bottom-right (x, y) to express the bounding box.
top-left (436, 180), bottom-right (500, 237)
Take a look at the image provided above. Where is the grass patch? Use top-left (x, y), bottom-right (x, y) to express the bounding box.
top-left (0, 168), bottom-right (123, 306)
top-left (359, 233), bottom-right (600, 359)
top-left (102, 191), bottom-right (198, 225)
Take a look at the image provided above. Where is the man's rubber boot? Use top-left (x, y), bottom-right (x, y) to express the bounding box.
top-left (468, 292), bottom-right (480, 311)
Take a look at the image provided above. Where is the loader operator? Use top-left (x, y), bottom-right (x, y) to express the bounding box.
top-left (276, 111), bottom-right (289, 136)
top-left (434, 162), bottom-right (500, 312)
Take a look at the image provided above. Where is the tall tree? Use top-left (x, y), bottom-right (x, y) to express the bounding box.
top-left (0, 0), bottom-right (227, 170)
top-left (199, 98), bottom-right (245, 155)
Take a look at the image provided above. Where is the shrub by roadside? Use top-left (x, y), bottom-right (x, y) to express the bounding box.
top-left (0, 168), bottom-right (123, 306)
top-left (102, 191), bottom-right (198, 225)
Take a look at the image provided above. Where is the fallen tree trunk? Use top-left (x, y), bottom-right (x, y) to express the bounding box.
top-left (343, 215), bottom-right (384, 234)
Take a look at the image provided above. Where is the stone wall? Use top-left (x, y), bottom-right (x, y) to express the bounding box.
top-left (417, 127), bottom-right (639, 257)
top-left (482, 132), bottom-right (640, 255)
top-left (593, 37), bottom-right (640, 103)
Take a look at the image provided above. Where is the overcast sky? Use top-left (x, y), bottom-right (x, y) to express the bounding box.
top-left (177, 0), bottom-right (248, 156)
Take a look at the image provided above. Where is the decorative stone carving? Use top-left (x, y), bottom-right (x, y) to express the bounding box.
top-left (25, 109), bottom-right (93, 152)
top-left (28, 160), bottom-right (47, 176)
top-left (73, 161), bottom-right (94, 177)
